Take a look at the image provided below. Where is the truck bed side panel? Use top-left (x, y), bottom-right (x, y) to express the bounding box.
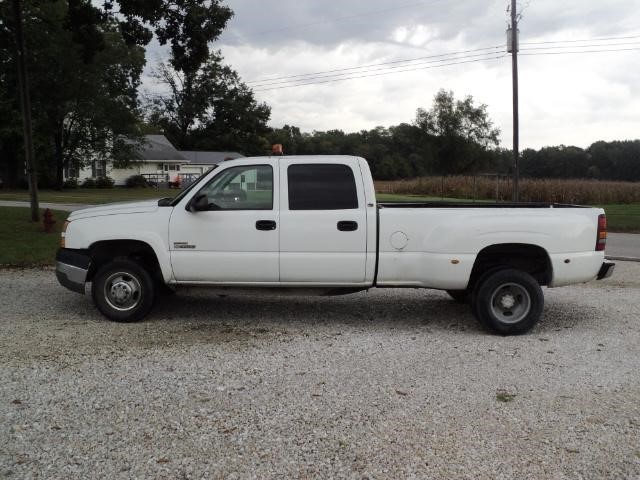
top-left (376, 207), bottom-right (604, 289)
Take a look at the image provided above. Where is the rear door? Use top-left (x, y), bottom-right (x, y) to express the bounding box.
top-left (278, 159), bottom-right (368, 284)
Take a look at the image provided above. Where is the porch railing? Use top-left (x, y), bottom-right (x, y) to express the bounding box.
top-left (141, 173), bottom-right (200, 188)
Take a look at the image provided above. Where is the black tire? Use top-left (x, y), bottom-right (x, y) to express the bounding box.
top-left (469, 266), bottom-right (505, 320)
top-left (91, 259), bottom-right (155, 322)
top-left (471, 268), bottom-right (543, 335)
top-left (446, 289), bottom-right (469, 303)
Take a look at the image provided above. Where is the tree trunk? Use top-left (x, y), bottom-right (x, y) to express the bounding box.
top-left (12, 0), bottom-right (39, 220)
top-left (53, 129), bottom-right (64, 190)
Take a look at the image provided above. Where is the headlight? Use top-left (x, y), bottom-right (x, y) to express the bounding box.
top-left (61, 220), bottom-right (70, 248)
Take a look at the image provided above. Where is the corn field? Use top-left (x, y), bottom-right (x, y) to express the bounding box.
top-left (375, 176), bottom-right (640, 205)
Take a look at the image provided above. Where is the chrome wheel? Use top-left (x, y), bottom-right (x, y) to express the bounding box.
top-left (103, 272), bottom-right (142, 312)
top-left (489, 282), bottom-right (531, 324)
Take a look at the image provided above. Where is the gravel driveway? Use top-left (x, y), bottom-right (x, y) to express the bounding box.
top-left (1, 264), bottom-right (639, 479)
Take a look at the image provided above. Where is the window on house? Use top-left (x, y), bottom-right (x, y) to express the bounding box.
top-left (92, 160), bottom-right (107, 178)
top-left (287, 164), bottom-right (358, 210)
top-left (64, 163), bottom-right (78, 179)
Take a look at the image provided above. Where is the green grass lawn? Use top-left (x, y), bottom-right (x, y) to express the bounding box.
top-left (597, 204), bottom-right (640, 233)
top-left (0, 207), bottom-right (69, 267)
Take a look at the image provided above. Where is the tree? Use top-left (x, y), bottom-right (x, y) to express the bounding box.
top-left (268, 125), bottom-right (304, 154)
top-left (0, 22), bottom-right (24, 189)
top-left (7, 0), bottom-right (39, 219)
top-left (1, 0), bottom-right (236, 192)
top-left (1, 0), bottom-right (146, 189)
top-left (107, 0), bottom-right (233, 75)
top-left (588, 140), bottom-right (640, 182)
top-left (415, 89), bottom-right (500, 174)
top-left (147, 53), bottom-right (271, 154)
top-left (31, 1), bottom-right (144, 188)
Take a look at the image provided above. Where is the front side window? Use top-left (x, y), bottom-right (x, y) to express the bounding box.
top-left (197, 165), bottom-right (273, 210)
top-left (288, 164), bottom-right (358, 210)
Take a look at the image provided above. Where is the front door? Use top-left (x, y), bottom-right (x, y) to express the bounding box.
top-left (169, 163), bottom-right (279, 283)
top-left (278, 159), bottom-right (368, 284)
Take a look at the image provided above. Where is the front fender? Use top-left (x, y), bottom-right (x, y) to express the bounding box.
top-left (64, 209), bottom-right (174, 282)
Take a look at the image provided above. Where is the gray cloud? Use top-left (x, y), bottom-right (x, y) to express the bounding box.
top-left (141, 0), bottom-right (640, 148)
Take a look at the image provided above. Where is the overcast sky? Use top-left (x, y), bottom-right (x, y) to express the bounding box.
top-left (145, 0), bottom-right (640, 149)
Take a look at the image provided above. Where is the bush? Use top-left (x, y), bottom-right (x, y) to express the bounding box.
top-left (95, 176), bottom-right (115, 188)
top-left (125, 175), bottom-right (149, 188)
top-left (82, 178), bottom-right (96, 188)
top-left (63, 178), bottom-right (78, 189)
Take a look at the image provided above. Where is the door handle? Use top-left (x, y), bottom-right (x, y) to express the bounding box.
top-left (337, 221), bottom-right (358, 231)
top-left (256, 220), bottom-right (277, 231)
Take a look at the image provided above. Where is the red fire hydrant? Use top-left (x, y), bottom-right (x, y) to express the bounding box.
top-left (43, 208), bottom-right (56, 233)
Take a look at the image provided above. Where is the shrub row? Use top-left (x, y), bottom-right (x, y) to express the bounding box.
top-left (125, 175), bottom-right (150, 188)
top-left (73, 177), bottom-right (116, 188)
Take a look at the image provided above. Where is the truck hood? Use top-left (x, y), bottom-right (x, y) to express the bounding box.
top-left (68, 200), bottom-right (164, 220)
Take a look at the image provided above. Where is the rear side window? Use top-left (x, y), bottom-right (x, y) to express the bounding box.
top-left (288, 164), bottom-right (358, 210)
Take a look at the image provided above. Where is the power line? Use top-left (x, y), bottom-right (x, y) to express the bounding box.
top-left (249, 50), bottom-right (505, 88)
top-left (247, 35), bottom-right (640, 87)
top-left (246, 45), bottom-right (504, 85)
top-left (249, 45), bottom-right (640, 92)
top-left (245, 34), bottom-right (639, 93)
top-left (521, 46), bottom-right (640, 56)
top-left (521, 41), bottom-right (640, 51)
top-left (253, 54), bottom-right (507, 92)
top-left (521, 33), bottom-right (640, 46)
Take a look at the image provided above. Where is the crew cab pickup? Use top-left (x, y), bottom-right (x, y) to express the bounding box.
top-left (56, 156), bottom-right (614, 334)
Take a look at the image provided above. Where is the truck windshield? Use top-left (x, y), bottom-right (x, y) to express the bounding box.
top-left (166, 166), bottom-right (219, 207)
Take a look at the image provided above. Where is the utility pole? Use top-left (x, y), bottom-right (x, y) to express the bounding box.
top-left (508, 0), bottom-right (520, 202)
top-left (12, 0), bottom-right (40, 221)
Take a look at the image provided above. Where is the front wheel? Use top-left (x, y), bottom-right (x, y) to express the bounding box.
top-left (472, 269), bottom-right (543, 335)
top-left (91, 259), bottom-right (155, 322)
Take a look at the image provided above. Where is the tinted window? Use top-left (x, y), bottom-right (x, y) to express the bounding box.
top-left (198, 165), bottom-right (273, 210)
top-left (288, 164), bottom-right (358, 210)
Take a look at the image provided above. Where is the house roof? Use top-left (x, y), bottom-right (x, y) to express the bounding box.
top-left (134, 135), bottom-right (186, 161)
top-left (178, 151), bottom-right (245, 166)
top-left (129, 135), bottom-right (244, 164)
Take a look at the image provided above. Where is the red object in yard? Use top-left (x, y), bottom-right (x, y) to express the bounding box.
top-left (43, 208), bottom-right (56, 233)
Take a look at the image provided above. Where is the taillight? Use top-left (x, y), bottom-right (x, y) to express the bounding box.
top-left (596, 214), bottom-right (607, 251)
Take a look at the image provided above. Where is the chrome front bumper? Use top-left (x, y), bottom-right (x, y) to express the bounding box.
top-left (55, 249), bottom-right (90, 294)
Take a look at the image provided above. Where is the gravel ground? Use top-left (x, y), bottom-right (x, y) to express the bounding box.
top-left (1, 264), bottom-right (639, 479)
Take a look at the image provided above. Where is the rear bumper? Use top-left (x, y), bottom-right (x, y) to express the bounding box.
top-left (55, 248), bottom-right (90, 294)
top-left (597, 261), bottom-right (615, 280)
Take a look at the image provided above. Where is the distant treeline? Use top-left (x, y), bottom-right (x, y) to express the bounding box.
top-left (267, 125), bottom-right (640, 182)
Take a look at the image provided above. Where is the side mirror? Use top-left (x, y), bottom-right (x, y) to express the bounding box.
top-left (189, 193), bottom-right (209, 212)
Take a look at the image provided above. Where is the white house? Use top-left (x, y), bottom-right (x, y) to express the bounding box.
top-left (66, 135), bottom-right (244, 186)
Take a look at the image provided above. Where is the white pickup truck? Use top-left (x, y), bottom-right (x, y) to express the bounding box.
top-left (56, 155), bottom-right (614, 334)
